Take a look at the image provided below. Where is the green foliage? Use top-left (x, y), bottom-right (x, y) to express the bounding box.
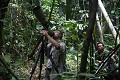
top-left (1, 0), bottom-right (119, 79)
top-left (0, 63), bottom-right (12, 80)
top-left (3, 54), bottom-right (11, 63)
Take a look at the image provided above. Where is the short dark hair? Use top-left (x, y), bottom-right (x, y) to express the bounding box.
top-left (97, 42), bottom-right (104, 47)
top-left (55, 30), bottom-right (64, 39)
top-left (57, 30), bottom-right (64, 35)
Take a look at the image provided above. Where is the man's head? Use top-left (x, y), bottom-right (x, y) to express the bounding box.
top-left (97, 42), bottom-right (104, 51)
top-left (53, 30), bottom-right (63, 40)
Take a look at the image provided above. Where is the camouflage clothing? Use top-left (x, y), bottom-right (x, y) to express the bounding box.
top-left (95, 49), bottom-right (109, 67)
top-left (45, 40), bottom-right (66, 80)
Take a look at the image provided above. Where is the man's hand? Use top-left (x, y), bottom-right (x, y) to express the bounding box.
top-left (41, 30), bottom-right (49, 37)
top-left (41, 30), bottom-right (60, 49)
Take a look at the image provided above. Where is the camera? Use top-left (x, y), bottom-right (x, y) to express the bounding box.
top-left (33, 6), bottom-right (54, 37)
top-left (33, 6), bottom-right (50, 29)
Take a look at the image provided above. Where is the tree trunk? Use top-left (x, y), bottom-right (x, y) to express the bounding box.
top-left (79, 0), bottom-right (98, 80)
top-left (0, 0), bottom-right (10, 55)
top-left (0, 22), bottom-right (3, 56)
top-left (90, 38), bottom-right (94, 73)
top-left (98, 0), bottom-right (120, 44)
top-left (96, 13), bottom-right (104, 43)
top-left (0, 0), bottom-right (10, 79)
top-left (66, 0), bottom-right (73, 20)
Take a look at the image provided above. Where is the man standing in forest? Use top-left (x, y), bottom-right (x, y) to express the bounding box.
top-left (95, 42), bottom-right (109, 67)
top-left (41, 29), bottom-right (66, 80)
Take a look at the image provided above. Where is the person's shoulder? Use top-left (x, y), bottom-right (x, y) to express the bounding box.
top-left (104, 49), bottom-right (109, 52)
top-left (95, 50), bottom-right (98, 54)
top-left (103, 49), bottom-right (109, 55)
top-left (58, 40), bottom-right (65, 44)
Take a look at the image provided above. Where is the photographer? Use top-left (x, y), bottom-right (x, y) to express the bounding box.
top-left (41, 29), bottom-right (66, 80)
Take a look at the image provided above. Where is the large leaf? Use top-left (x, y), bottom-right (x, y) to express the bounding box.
top-left (3, 54), bottom-right (11, 63)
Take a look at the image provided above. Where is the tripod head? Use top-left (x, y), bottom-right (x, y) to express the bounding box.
top-left (41, 28), bottom-right (54, 38)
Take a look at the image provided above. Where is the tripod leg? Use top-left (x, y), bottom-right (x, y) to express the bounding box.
top-left (29, 51), bottom-right (41, 80)
top-left (38, 44), bottom-right (45, 80)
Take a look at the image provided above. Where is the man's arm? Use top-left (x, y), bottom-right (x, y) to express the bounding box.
top-left (95, 51), bottom-right (102, 64)
top-left (41, 30), bottom-right (60, 49)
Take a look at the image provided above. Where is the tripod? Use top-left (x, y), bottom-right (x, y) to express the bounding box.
top-left (29, 34), bottom-right (59, 80)
top-left (29, 34), bottom-right (46, 80)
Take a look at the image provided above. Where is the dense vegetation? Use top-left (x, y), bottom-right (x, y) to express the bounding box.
top-left (0, 0), bottom-right (120, 80)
